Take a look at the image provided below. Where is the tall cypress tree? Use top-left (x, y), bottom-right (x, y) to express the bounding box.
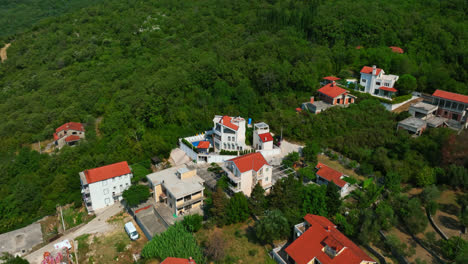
top-left (326, 181), bottom-right (341, 217)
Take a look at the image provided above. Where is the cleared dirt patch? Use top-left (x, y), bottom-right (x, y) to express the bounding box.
top-left (387, 227), bottom-right (436, 263)
top-left (1, 43), bottom-right (11, 62)
top-left (434, 190), bottom-right (468, 240)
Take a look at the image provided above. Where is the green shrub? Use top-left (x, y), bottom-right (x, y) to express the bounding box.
top-left (122, 185), bottom-right (150, 207)
top-left (115, 241), bottom-right (126, 252)
top-left (182, 214), bottom-right (203, 232)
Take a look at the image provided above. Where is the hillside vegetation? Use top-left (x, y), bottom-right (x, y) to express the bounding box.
top-left (0, 0), bottom-right (466, 232)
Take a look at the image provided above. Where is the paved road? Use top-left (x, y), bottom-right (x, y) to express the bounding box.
top-left (25, 203), bottom-right (123, 264)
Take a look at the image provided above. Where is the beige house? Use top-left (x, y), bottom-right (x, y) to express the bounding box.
top-left (146, 166), bottom-right (204, 216)
top-left (54, 122), bottom-right (85, 149)
top-left (223, 152), bottom-right (272, 197)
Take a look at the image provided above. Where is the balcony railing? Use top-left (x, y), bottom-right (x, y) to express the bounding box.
top-left (222, 166), bottom-right (241, 183)
top-left (176, 196), bottom-right (204, 210)
top-left (229, 184), bottom-right (241, 193)
top-left (81, 187), bottom-right (90, 194)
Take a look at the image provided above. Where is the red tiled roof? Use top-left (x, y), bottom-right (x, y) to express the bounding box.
top-left (355, 45), bottom-right (363, 49)
top-left (220, 116), bottom-right (239, 131)
top-left (161, 257), bottom-right (196, 264)
top-left (84, 161), bottom-right (131, 184)
top-left (318, 83), bottom-right (348, 98)
top-left (53, 133), bottom-right (59, 141)
top-left (432, 89), bottom-right (468, 104)
top-left (56, 122), bottom-right (84, 133)
top-left (295, 107), bottom-right (302, 112)
top-left (389, 46), bottom-right (404, 54)
top-left (285, 214), bottom-right (375, 264)
top-left (379, 86), bottom-right (397, 92)
top-left (323, 76), bottom-right (341, 81)
top-left (360, 66), bottom-right (382, 76)
top-left (197, 141), bottom-right (210, 149)
top-left (258, 132), bottom-right (273, 143)
top-left (65, 135), bottom-right (81, 142)
top-left (315, 162), bottom-right (347, 188)
top-left (229, 152), bottom-right (269, 173)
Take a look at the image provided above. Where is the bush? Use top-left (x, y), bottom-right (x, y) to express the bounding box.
top-left (182, 214), bottom-right (203, 232)
top-left (182, 139), bottom-right (198, 153)
top-left (248, 249), bottom-right (258, 256)
top-left (142, 222), bottom-right (206, 263)
top-left (115, 241), bottom-right (126, 252)
top-left (254, 209), bottom-right (289, 244)
top-left (130, 162), bottom-right (151, 183)
top-left (122, 185), bottom-right (150, 207)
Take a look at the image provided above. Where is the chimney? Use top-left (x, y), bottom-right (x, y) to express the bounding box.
top-left (310, 97), bottom-right (314, 103)
top-left (332, 81), bottom-right (336, 87)
top-left (372, 65), bottom-right (376, 75)
top-left (188, 257), bottom-right (195, 264)
top-left (326, 226), bottom-right (331, 231)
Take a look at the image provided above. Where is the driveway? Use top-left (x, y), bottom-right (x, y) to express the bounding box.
top-left (25, 203), bottom-right (123, 264)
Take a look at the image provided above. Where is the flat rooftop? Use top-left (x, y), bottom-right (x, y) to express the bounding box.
top-left (254, 122), bottom-right (269, 129)
top-left (411, 101), bottom-right (438, 112)
top-left (146, 166), bottom-right (204, 199)
top-left (426, 116), bottom-right (447, 127)
top-left (399, 117), bottom-right (426, 128)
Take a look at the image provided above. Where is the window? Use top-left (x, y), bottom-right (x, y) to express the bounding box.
top-left (103, 188), bottom-right (109, 195)
top-left (376, 82), bottom-right (381, 85)
top-left (458, 104), bottom-right (465, 111)
top-left (113, 186), bottom-right (116, 190)
top-left (112, 177), bottom-right (115, 182)
top-left (384, 82), bottom-right (390, 86)
top-left (452, 102), bottom-right (457, 109)
top-left (126, 183), bottom-right (129, 186)
top-left (445, 101), bottom-right (451, 108)
top-left (374, 89), bottom-right (379, 95)
top-left (452, 114), bottom-right (459, 121)
top-left (361, 79), bottom-right (366, 83)
top-left (440, 99), bottom-right (445, 106)
top-left (266, 177), bottom-right (269, 182)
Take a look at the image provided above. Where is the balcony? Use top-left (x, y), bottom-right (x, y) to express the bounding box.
top-left (222, 166), bottom-right (241, 183)
top-left (294, 222), bottom-right (307, 238)
top-left (81, 187), bottom-right (90, 194)
top-left (176, 196), bottom-right (204, 210)
top-left (229, 184), bottom-right (241, 193)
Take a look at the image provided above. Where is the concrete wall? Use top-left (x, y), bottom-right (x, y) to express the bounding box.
top-left (259, 147), bottom-right (281, 157)
top-left (89, 173), bottom-right (132, 211)
top-left (381, 96), bottom-right (418, 111)
top-left (179, 141), bottom-right (198, 161)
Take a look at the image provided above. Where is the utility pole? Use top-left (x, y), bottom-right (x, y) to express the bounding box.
top-left (280, 127), bottom-right (283, 142)
top-left (38, 141), bottom-right (41, 154)
top-left (73, 240), bottom-right (79, 264)
top-left (59, 205), bottom-right (66, 232)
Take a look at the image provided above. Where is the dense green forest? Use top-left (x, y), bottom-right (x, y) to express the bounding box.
top-left (0, 0), bottom-right (467, 233)
top-left (0, 0), bottom-right (107, 37)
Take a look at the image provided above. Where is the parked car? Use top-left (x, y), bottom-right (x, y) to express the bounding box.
top-left (124, 222), bottom-right (139, 240)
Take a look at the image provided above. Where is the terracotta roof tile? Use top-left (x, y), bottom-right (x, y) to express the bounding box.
top-left (84, 161), bottom-right (131, 184)
top-left (285, 214), bottom-right (376, 264)
top-left (315, 162), bottom-right (347, 188)
top-left (323, 76), bottom-right (341, 81)
top-left (197, 141), bottom-right (210, 149)
top-left (161, 257), bottom-right (196, 264)
top-left (229, 152), bottom-right (269, 173)
top-left (65, 135), bottom-right (81, 142)
top-left (318, 83), bottom-right (348, 98)
top-left (56, 122), bottom-right (84, 133)
top-left (220, 116), bottom-right (239, 131)
top-left (389, 46), bottom-right (404, 54)
top-left (360, 66), bottom-right (382, 76)
top-left (258, 132), bottom-right (273, 143)
top-left (379, 86), bottom-right (397, 92)
top-left (432, 89), bottom-right (468, 104)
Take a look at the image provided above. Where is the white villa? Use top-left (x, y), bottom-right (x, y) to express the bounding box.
top-left (359, 65), bottom-right (399, 99)
top-left (222, 152), bottom-right (272, 197)
top-left (253, 122), bottom-right (273, 150)
top-left (212, 115), bottom-right (246, 151)
top-left (79, 161), bottom-right (133, 213)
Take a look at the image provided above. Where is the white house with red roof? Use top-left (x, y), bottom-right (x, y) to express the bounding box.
top-left (359, 65), bottom-right (399, 99)
top-left (315, 162), bottom-right (351, 197)
top-left (321, 76), bottom-right (341, 86)
top-left (79, 161), bottom-right (133, 213)
top-left (222, 152), bottom-right (272, 196)
top-left (212, 115), bottom-right (246, 151)
top-left (431, 89), bottom-right (468, 129)
top-left (253, 122), bottom-right (274, 151)
top-left (275, 214), bottom-right (376, 264)
top-left (54, 122), bottom-right (85, 149)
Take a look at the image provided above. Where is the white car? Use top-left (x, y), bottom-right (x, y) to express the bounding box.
top-left (124, 222), bottom-right (139, 240)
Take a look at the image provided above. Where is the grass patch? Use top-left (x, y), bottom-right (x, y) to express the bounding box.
top-left (76, 234), bottom-right (91, 262)
top-left (195, 219), bottom-right (273, 264)
top-left (62, 206), bottom-right (95, 229)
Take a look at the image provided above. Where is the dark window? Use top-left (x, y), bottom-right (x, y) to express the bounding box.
top-left (458, 104), bottom-right (465, 111)
top-left (361, 79), bottom-right (366, 83)
top-left (452, 114), bottom-right (459, 121)
top-left (376, 82), bottom-right (381, 85)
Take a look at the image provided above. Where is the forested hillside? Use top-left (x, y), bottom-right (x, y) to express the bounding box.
top-left (0, 0), bottom-right (466, 232)
top-left (0, 0), bottom-right (107, 37)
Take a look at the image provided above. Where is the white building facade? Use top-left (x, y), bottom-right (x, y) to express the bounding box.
top-left (359, 65), bottom-right (399, 98)
top-left (253, 122), bottom-right (274, 150)
top-left (212, 115), bottom-right (246, 151)
top-left (79, 161), bottom-right (133, 213)
top-left (223, 152), bottom-right (272, 197)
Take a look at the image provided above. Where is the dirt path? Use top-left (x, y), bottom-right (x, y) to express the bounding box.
top-left (95, 116), bottom-right (103, 136)
top-left (25, 203), bottom-right (123, 264)
top-left (0, 43), bottom-right (11, 63)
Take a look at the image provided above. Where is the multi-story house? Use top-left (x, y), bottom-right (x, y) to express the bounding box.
top-left (253, 122), bottom-right (273, 151)
top-left (222, 152), bottom-right (272, 197)
top-left (315, 163), bottom-right (351, 197)
top-left (431, 89), bottom-right (468, 129)
top-left (54, 122), bottom-right (85, 149)
top-left (79, 161), bottom-right (133, 213)
top-left (359, 65), bottom-right (399, 99)
top-left (279, 214), bottom-right (376, 264)
top-left (212, 115), bottom-right (246, 151)
top-left (147, 166), bottom-right (204, 217)
top-left (317, 81), bottom-right (356, 106)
